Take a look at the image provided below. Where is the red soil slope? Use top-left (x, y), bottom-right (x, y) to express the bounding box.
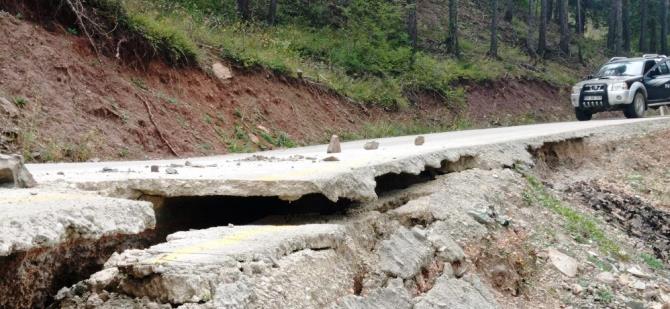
top-left (0, 12), bottom-right (573, 161)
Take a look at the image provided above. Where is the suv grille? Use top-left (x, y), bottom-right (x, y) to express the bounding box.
top-left (579, 83), bottom-right (609, 109)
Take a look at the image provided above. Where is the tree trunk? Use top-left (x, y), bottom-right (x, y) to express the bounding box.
top-left (575, 0), bottom-right (582, 34)
top-left (268, 0), bottom-right (278, 25)
top-left (614, 0), bottom-right (623, 55)
top-left (489, 0), bottom-right (499, 57)
top-left (640, 0), bottom-right (648, 52)
top-left (623, 0), bottom-right (630, 53)
top-left (607, 5), bottom-right (615, 50)
top-left (547, 0), bottom-right (554, 24)
top-left (559, 0), bottom-right (569, 55)
top-left (237, 0), bottom-right (250, 20)
top-left (651, 16), bottom-right (658, 52)
top-left (504, 0), bottom-right (514, 22)
top-left (446, 0), bottom-right (460, 57)
top-left (528, 0), bottom-right (537, 57)
top-left (538, 0), bottom-right (548, 56)
top-left (407, 0), bottom-right (418, 64)
top-left (662, 0), bottom-right (668, 54)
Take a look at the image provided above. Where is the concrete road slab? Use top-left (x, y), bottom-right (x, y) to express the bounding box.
top-left (0, 189), bottom-right (155, 256)
top-left (26, 118), bottom-right (670, 202)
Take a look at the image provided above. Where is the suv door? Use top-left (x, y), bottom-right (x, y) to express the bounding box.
top-left (645, 60), bottom-right (670, 102)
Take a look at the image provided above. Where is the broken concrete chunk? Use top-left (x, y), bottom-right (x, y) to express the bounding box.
top-left (332, 279), bottom-right (412, 309)
top-left (165, 168), bottom-right (178, 175)
top-left (427, 221), bottom-right (465, 263)
top-left (327, 135), bottom-right (341, 153)
top-left (415, 136), bottom-right (425, 146)
top-left (548, 249), bottom-right (579, 277)
top-left (212, 62), bottom-right (233, 80)
top-left (150, 165), bottom-right (159, 173)
top-left (414, 273), bottom-right (498, 309)
top-left (363, 141), bottom-right (379, 150)
top-left (0, 154), bottom-right (36, 188)
top-left (378, 227), bottom-right (433, 279)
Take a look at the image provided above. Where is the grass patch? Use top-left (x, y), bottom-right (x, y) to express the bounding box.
top-left (640, 253), bottom-right (664, 270)
top-left (12, 96), bottom-right (28, 108)
top-left (522, 174), bottom-right (623, 258)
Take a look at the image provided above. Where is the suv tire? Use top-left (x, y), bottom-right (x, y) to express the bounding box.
top-left (624, 92), bottom-right (646, 119)
top-left (575, 108), bottom-right (593, 121)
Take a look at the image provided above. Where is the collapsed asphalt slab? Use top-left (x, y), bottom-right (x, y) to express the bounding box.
top-left (0, 189), bottom-right (155, 309)
top-left (26, 118), bottom-right (670, 202)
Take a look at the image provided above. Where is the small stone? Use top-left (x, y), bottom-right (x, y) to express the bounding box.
top-left (57, 171), bottom-right (64, 175)
top-left (150, 165), bottom-right (159, 173)
top-left (327, 135), bottom-right (341, 153)
top-left (101, 167), bottom-right (118, 173)
top-left (249, 133), bottom-right (260, 145)
top-left (212, 62), bottom-right (233, 80)
top-left (414, 136), bottom-right (425, 146)
top-left (297, 69), bottom-right (304, 78)
top-left (364, 141), bottom-right (379, 150)
top-left (323, 156), bottom-right (339, 162)
top-left (571, 283), bottom-right (584, 295)
top-left (257, 125), bottom-right (271, 134)
top-left (632, 281), bottom-right (647, 290)
top-left (596, 272), bottom-right (616, 285)
top-left (643, 289), bottom-right (660, 300)
top-left (627, 265), bottom-right (652, 279)
top-left (547, 249), bottom-right (579, 277)
top-left (185, 161), bottom-right (192, 166)
top-left (165, 168), bottom-right (178, 175)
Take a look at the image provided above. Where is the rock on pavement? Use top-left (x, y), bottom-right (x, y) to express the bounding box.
top-left (0, 153), bottom-right (36, 188)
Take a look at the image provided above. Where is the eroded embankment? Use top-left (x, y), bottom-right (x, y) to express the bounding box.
top-left (52, 125), bottom-right (670, 309)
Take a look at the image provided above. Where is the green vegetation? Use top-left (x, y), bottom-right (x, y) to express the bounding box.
top-left (12, 96), bottom-right (28, 108)
top-left (640, 253), bottom-right (664, 270)
top-left (522, 174), bottom-right (623, 258)
top-left (89, 0), bottom-right (590, 109)
top-left (596, 287), bottom-right (614, 304)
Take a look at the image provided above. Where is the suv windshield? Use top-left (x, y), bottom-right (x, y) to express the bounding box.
top-left (596, 61), bottom-right (644, 77)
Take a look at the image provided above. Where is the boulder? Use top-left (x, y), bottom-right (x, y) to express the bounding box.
top-left (327, 135), bottom-right (341, 154)
top-left (0, 154), bottom-right (36, 188)
top-left (212, 62), bottom-right (233, 80)
top-left (363, 141), bottom-right (379, 150)
top-left (0, 97), bottom-right (18, 117)
top-left (415, 136), bottom-right (425, 146)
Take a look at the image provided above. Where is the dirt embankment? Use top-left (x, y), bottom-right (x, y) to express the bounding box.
top-left (0, 11), bottom-right (573, 162)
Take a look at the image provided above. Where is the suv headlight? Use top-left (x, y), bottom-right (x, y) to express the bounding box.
top-left (572, 85), bottom-right (582, 94)
top-left (609, 82), bottom-right (628, 91)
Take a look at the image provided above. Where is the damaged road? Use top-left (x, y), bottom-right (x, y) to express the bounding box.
top-left (3, 117), bottom-right (670, 308)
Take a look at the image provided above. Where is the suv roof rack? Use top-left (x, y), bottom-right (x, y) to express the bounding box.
top-left (642, 54), bottom-right (667, 58)
top-left (608, 57), bottom-right (627, 62)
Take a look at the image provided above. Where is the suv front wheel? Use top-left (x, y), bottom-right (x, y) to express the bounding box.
top-left (624, 92), bottom-right (646, 119)
top-left (575, 108), bottom-right (593, 121)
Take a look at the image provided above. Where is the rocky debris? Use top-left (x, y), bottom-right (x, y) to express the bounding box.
top-left (596, 272), bottom-right (616, 285)
top-left (165, 167), bottom-right (178, 175)
top-left (327, 135), bottom-right (341, 153)
top-left (628, 265), bottom-right (653, 279)
top-left (574, 181), bottom-right (670, 261)
top-left (426, 221), bottom-right (465, 263)
top-left (238, 154), bottom-right (317, 162)
top-left (363, 141), bottom-right (379, 150)
top-left (414, 273), bottom-right (499, 309)
top-left (415, 136), bottom-right (425, 146)
top-left (378, 227), bottom-right (433, 279)
top-left (0, 153), bottom-right (36, 188)
top-left (332, 278), bottom-right (412, 309)
top-left (212, 62), bottom-right (233, 80)
top-left (548, 249), bottom-right (579, 277)
top-left (150, 165), bottom-right (159, 173)
top-left (0, 96), bottom-right (19, 117)
top-left (101, 167), bottom-right (118, 173)
top-left (323, 156), bottom-right (340, 162)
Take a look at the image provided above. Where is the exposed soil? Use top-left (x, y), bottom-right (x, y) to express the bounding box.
top-left (0, 231), bottom-right (154, 309)
top-left (0, 11), bottom-right (576, 162)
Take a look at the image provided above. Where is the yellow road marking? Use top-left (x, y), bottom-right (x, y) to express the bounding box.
top-left (145, 225), bottom-right (291, 264)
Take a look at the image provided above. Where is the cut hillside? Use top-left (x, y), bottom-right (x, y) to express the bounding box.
top-left (0, 0), bottom-right (596, 162)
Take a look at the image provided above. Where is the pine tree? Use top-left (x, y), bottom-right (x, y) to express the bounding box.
top-left (446, 0), bottom-right (460, 57)
top-left (488, 0), bottom-right (499, 58)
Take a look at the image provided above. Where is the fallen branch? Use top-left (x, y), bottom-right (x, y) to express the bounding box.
top-left (135, 94), bottom-right (180, 157)
top-left (64, 0), bottom-right (102, 59)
